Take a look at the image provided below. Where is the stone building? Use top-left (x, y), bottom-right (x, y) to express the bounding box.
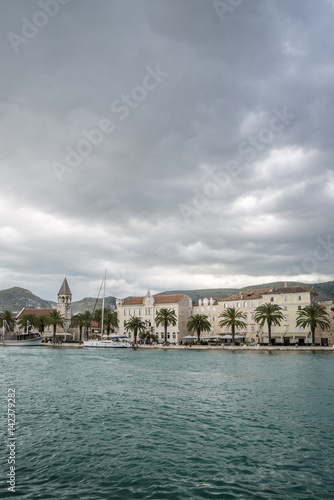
top-left (315, 301), bottom-right (334, 346)
top-left (116, 290), bottom-right (192, 343)
top-left (16, 277), bottom-right (74, 339)
top-left (57, 277), bottom-right (72, 333)
top-left (193, 285), bottom-right (319, 345)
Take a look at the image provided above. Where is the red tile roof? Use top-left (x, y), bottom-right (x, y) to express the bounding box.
top-left (123, 294), bottom-right (186, 306)
top-left (222, 288), bottom-right (271, 301)
top-left (17, 308), bottom-right (54, 319)
top-left (262, 286), bottom-right (310, 295)
top-left (154, 294), bottom-right (186, 303)
top-left (123, 297), bottom-right (145, 305)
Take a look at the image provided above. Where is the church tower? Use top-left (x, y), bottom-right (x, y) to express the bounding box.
top-left (57, 277), bottom-right (72, 332)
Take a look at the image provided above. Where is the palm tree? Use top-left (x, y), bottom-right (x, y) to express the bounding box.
top-left (35, 315), bottom-right (48, 335)
top-left (96, 309), bottom-right (119, 335)
top-left (187, 314), bottom-right (211, 344)
top-left (93, 308), bottom-right (118, 336)
top-left (125, 316), bottom-right (146, 345)
top-left (0, 310), bottom-right (16, 332)
top-left (219, 307), bottom-right (247, 344)
top-left (82, 310), bottom-right (93, 340)
top-left (155, 308), bottom-right (177, 344)
top-left (254, 303), bottom-right (284, 345)
top-left (296, 304), bottom-right (330, 345)
top-left (46, 310), bottom-right (65, 344)
top-left (17, 313), bottom-right (38, 332)
top-left (71, 313), bottom-right (86, 343)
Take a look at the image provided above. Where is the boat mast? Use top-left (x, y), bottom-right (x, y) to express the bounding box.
top-left (100, 270), bottom-right (107, 340)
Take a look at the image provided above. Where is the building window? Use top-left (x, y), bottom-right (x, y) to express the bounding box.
top-left (124, 310), bottom-right (127, 316)
top-left (138, 309), bottom-right (142, 316)
top-left (258, 301), bottom-right (261, 306)
top-left (173, 332), bottom-right (176, 339)
top-left (213, 307), bottom-right (216, 312)
top-left (284, 296), bottom-right (287, 301)
top-left (270, 297), bottom-right (274, 302)
top-left (167, 333), bottom-right (170, 339)
top-left (298, 295), bottom-right (302, 301)
top-left (129, 309), bottom-right (132, 316)
top-left (284, 306), bottom-right (287, 311)
top-left (250, 301), bottom-right (254, 307)
top-left (244, 302), bottom-right (248, 307)
top-left (212, 316), bottom-right (216, 322)
top-left (251, 326), bottom-right (255, 332)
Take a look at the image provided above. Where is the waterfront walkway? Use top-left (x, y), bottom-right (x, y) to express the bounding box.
top-left (39, 343), bottom-right (333, 351)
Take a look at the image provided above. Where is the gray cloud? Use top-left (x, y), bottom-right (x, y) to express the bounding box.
top-left (0, 0), bottom-right (333, 301)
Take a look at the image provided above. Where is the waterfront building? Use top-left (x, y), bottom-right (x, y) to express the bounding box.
top-left (260, 285), bottom-right (318, 344)
top-left (194, 285), bottom-right (319, 345)
top-left (57, 277), bottom-right (72, 333)
top-left (116, 290), bottom-right (192, 343)
top-left (15, 277), bottom-right (74, 340)
top-left (192, 297), bottom-right (224, 337)
top-left (315, 301), bottom-right (334, 346)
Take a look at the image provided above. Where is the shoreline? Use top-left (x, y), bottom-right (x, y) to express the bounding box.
top-left (33, 343), bottom-right (334, 351)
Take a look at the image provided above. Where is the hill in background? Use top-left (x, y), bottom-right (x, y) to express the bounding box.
top-left (1, 281), bottom-right (333, 313)
top-left (71, 296), bottom-right (117, 314)
top-left (0, 287), bottom-right (56, 312)
top-left (157, 281), bottom-right (334, 304)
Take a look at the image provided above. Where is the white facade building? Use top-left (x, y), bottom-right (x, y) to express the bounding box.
top-left (116, 290), bottom-right (192, 343)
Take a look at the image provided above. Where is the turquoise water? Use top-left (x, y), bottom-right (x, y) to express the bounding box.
top-left (1, 348), bottom-right (334, 499)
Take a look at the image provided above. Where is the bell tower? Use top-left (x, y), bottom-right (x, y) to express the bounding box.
top-left (57, 277), bottom-right (72, 332)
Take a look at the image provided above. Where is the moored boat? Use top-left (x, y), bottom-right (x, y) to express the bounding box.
top-left (84, 336), bottom-right (131, 348)
top-left (1, 332), bottom-right (44, 346)
top-left (83, 271), bottom-right (131, 349)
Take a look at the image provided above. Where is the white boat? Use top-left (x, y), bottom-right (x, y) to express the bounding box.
top-left (84, 336), bottom-right (131, 348)
top-left (1, 333), bottom-right (44, 346)
top-left (1, 319), bottom-right (44, 346)
top-left (83, 271), bottom-right (131, 349)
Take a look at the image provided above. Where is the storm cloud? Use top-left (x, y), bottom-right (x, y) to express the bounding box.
top-left (1, 0), bottom-right (333, 300)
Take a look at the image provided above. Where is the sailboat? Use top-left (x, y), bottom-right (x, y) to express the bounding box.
top-left (83, 271), bottom-right (131, 349)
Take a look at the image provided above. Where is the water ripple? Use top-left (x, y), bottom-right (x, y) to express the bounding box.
top-left (0, 348), bottom-right (333, 499)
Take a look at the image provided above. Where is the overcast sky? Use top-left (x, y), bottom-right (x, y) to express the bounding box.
top-left (1, 0), bottom-right (334, 301)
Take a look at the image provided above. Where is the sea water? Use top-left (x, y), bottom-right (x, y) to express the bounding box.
top-left (0, 348), bottom-right (333, 499)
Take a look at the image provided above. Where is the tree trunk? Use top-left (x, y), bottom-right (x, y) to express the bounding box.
top-left (53, 325), bottom-right (56, 344)
top-left (311, 327), bottom-right (315, 346)
top-left (268, 323), bottom-right (272, 345)
top-left (164, 324), bottom-right (167, 343)
top-left (231, 325), bottom-right (235, 345)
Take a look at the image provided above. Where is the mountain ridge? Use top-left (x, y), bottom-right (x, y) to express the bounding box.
top-left (1, 281), bottom-right (333, 313)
